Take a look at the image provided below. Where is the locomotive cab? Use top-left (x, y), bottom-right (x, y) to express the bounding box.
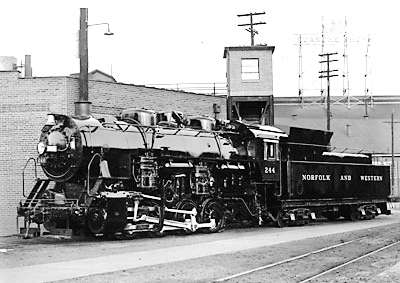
top-left (245, 125), bottom-right (286, 183)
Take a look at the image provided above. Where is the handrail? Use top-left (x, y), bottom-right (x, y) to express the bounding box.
top-left (87, 153), bottom-right (102, 197)
top-left (100, 121), bottom-right (240, 136)
top-left (22, 157), bottom-right (37, 197)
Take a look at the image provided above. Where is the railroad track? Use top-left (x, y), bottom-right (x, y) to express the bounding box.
top-left (215, 235), bottom-right (400, 282)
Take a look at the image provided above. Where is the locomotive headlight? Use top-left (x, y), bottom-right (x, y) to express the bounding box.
top-left (37, 142), bottom-right (46, 155)
top-left (45, 114), bottom-right (56, 126)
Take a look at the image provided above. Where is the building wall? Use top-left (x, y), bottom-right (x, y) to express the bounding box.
top-left (0, 72), bottom-right (69, 236)
top-left (87, 80), bottom-right (226, 119)
top-left (225, 48), bottom-right (273, 97)
top-left (373, 155), bottom-right (400, 198)
top-left (0, 73), bottom-right (226, 236)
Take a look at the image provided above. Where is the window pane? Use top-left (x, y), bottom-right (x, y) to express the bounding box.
top-left (241, 58), bottom-right (259, 80)
top-left (264, 142), bottom-right (277, 160)
top-left (242, 59), bottom-right (258, 69)
top-left (268, 143), bottom-right (275, 158)
top-left (242, 72), bottom-right (260, 80)
top-left (247, 140), bottom-right (256, 157)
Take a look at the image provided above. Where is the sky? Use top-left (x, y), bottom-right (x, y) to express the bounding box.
top-left (2, 0), bottom-right (400, 97)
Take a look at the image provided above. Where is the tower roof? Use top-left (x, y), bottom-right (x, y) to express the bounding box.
top-left (223, 45), bottom-right (275, 58)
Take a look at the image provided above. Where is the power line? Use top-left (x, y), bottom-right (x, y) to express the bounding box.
top-left (320, 18), bottom-right (325, 97)
top-left (298, 34), bottom-right (304, 105)
top-left (364, 36), bottom-right (373, 117)
top-left (237, 12), bottom-right (266, 46)
top-left (319, 52), bottom-right (339, 131)
top-left (342, 17), bottom-right (350, 103)
top-left (383, 113), bottom-right (400, 197)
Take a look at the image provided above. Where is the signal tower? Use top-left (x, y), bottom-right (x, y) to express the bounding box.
top-left (225, 12), bottom-right (274, 125)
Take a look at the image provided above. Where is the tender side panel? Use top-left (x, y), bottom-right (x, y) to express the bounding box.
top-left (288, 161), bottom-right (390, 199)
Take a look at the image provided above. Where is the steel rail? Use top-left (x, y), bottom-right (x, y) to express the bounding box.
top-left (299, 239), bottom-right (400, 283)
top-left (214, 237), bottom-right (366, 282)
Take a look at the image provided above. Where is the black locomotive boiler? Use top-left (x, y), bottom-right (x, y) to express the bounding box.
top-left (18, 109), bottom-right (391, 237)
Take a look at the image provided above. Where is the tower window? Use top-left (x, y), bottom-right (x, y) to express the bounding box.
top-left (241, 58), bottom-right (259, 80)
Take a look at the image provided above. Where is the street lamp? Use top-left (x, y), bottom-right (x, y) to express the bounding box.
top-left (88, 22), bottom-right (114, 36)
top-left (75, 8), bottom-right (114, 117)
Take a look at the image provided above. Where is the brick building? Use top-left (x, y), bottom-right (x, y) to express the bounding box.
top-left (0, 70), bottom-right (226, 236)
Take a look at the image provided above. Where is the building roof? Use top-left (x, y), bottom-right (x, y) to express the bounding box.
top-left (275, 95), bottom-right (400, 105)
top-left (223, 45), bottom-right (275, 58)
top-left (70, 69), bottom-right (117, 82)
top-left (274, 96), bottom-right (400, 154)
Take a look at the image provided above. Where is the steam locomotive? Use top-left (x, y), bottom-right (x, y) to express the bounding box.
top-left (18, 108), bottom-right (391, 237)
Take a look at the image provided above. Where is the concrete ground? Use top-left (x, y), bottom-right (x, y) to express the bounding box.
top-left (1, 206), bottom-right (400, 283)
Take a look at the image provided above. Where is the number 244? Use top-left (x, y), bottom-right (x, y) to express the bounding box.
top-left (265, 167), bottom-right (276, 174)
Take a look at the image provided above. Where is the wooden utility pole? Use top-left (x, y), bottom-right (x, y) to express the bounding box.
top-left (76, 8), bottom-right (91, 116)
top-left (319, 53), bottom-right (338, 131)
top-left (237, 12), bottom-right (266, 46)
top-left (383, 113), bottom-right (400, 197)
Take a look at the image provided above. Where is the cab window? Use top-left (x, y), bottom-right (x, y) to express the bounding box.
top-left (264, 142), bottom-right (278, 160)
top-left (247, 140), bottom-right (256, 158)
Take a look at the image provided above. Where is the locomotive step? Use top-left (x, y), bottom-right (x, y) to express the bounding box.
top-left (23, 179), bottom-right (50, 208)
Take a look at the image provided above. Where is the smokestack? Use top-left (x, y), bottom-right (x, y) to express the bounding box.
top-left (24, 55), bottom-right (32, 78)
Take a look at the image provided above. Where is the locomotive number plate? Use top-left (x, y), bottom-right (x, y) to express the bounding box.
top-left (265, 167), bottom-right (276, 174)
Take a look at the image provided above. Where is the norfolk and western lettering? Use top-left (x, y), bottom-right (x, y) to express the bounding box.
top-left (302, 174), bottom-right (331, 181)
top-left (360, 175), bottom-right (383, 181)
top-left (301, 174), bottom-right (383, 182)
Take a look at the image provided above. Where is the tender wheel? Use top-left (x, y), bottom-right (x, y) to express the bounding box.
top-left (86, 208), bottom-right (106, 235)
top-left (325, 211), bottom-right (340, 221)
top-left (346, 210), bottom-right (360, 221)
top-left (276, 211), bottom-right (287, 228)
top-left (200, 200), bottom-right (226, 233)
top-left (364, 210), bottom-right (375, 220)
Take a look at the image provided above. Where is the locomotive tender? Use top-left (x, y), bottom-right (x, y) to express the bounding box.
top-left (18, 109), bottom-right (391, 237)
